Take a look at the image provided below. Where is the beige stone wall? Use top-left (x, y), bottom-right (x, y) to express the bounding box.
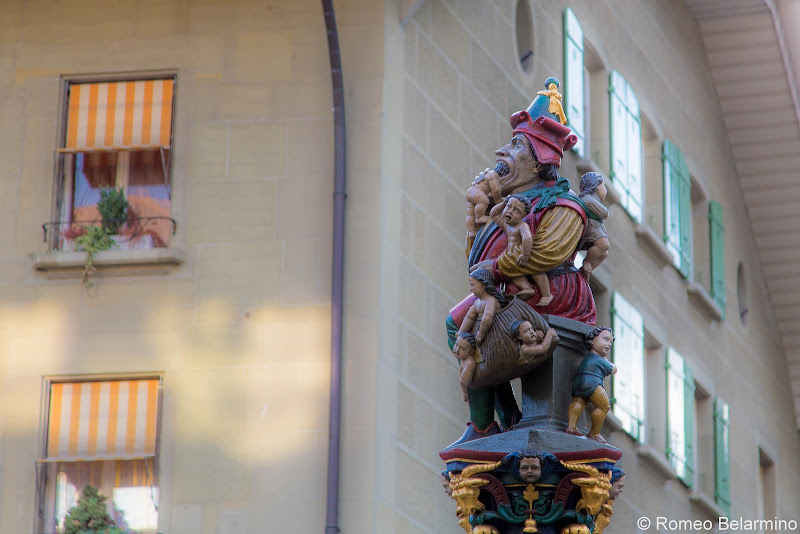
top-left (379, 0), bottom-right (800, 532)
top-left (0, 1), bottom-right (383, 533)
top-left (377, 1), bottom-right (541, 531)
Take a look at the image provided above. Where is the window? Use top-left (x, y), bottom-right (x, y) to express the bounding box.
top-left (563, 7), bottom-right (585, 157)
top-left (610, 292), bottom-right (645, 443)
top-left (609, 71), bottom-right (642, 222)
top-left (54, 77), bottom-right (176, 250)
top-left (663, 139), bottom-right (692, 278)
top-left (757, 448), bottom-right (776, 530)
top-left (714, 397), bottom-right (731, 515)
top-left (644, 332), bottom-right (665, 447)
top-left (666, 347), bottom-right (694, 487)
top-left (694, 382), bottom-right (712, 497)
top-left (584, 42), bottom-right (606, 166)
top-left (515, 0), bottom-right (534, 72)
top-left (37, 378), bottom-right (161, 533)
top-left (691, 178), bottom-right (710, 285)
top-left (737, 262), bottom-right (749, 324)
top-left (709, 201), bottom-right (726, 316)
top-left (641, 114), bottom-right (661, 231)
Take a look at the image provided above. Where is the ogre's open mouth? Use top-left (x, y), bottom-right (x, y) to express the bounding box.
top-left (494, 160), bottom-right (510, 177)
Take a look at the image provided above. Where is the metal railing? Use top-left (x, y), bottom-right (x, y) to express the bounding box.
top-left (42, 217), bottom-right (178, 245)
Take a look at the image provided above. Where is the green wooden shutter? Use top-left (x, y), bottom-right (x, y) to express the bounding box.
top-left (563, 7), bottom-right (585, 157)
top-left (662, 140), bottom-right (692, 278)
top-left (609, 71), bottom-right (642, 223)
top-left (611, 292), bottom-right (645, 443)
top-left (626, 98), bottom-right (642, 222)
top-left (709, 201), bottom-right (726, 318)
top-left (609, 71), bottom-right (628, 194)
top-left (682, 361), bottom-right (695, 488)
top-left (714, 397), bottom-right (731, 515)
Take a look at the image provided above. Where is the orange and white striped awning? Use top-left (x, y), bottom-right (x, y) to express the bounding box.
top-left (63, 79), bottom-right (174, 152)
top-left (44, 379), bottom-right (160, 461)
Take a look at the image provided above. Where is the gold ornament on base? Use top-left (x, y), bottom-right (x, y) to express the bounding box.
top-left (524, 518), bottom-right (539, 533)
top-left (559, 461), bottom-right (611, 516)
top-left (560, 524), bottom-right (591, 534)
top-left (448, 460), bottom-right (502, 534)
top-left (522, 483), bottom-right (540, 533)
top-left (592, 501), bottom-right (614, 534)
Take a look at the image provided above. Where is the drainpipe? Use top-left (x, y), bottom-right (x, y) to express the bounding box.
top-left (322, 0), bottom-right (346, 533)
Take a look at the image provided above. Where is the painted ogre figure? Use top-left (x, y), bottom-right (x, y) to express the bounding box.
top-left (447, 78), bottom-right (600, 442)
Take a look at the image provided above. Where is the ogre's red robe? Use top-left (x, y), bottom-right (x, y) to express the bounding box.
top-left (453, 195), bottom-right (597, 326)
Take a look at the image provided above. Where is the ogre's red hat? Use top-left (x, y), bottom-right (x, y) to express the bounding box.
top-left (509, 77), bottom-right (578, 166)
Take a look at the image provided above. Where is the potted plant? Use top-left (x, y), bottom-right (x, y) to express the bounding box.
top-left (62, 485), bottom-right (124, 534)
top-left (97, 187), bottom-right (129, 236)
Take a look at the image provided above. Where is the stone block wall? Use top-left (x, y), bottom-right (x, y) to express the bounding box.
top-left (0, 1), bottom-right (384, 533)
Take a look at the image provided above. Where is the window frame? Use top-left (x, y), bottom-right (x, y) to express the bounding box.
top-left (51, 72), bottom-right (178, 251)
top-left (36, 374), bottom-right (163, 534)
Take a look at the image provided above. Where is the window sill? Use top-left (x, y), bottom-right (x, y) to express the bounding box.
top-left (687, 282), bottom-right (723, 322)
top-left (604, 409), bottom-right (623, 433)
top-left (605, 410), bottom-right (644, 444)
top-left (636, 444), bottom-right (677, 480)
top-left (32, 247), bottom-right (185, 278)
top-left (689, 490), bottom-right (727, 519)
top-left (634, 224), bottom-right (673, 268)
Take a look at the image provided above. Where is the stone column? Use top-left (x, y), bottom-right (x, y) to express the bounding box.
top-left (519, 315), bottom-right (595, 432)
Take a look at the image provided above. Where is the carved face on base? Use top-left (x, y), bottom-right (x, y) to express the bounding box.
top-left (441, 473), bottom-right (453, 497)
top-left (494, 134), bottom-right (539, 195)
top-left (519, 456), bottom-right (542, 484)
top-left (609, 475), bottom-right (625, 500)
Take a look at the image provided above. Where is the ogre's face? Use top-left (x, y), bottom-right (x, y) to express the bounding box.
top-left (495, 134), bottom-right (538, 195)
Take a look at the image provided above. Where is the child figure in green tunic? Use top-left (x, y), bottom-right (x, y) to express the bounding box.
top-left (566, 327), bottom-right (617, 443)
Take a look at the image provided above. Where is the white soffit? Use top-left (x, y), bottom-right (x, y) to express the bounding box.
top-left (686, 0), bottom-right (800, 427)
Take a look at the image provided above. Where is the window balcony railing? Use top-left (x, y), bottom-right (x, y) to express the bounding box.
top-left (42, 216), bottom-right (178, 250)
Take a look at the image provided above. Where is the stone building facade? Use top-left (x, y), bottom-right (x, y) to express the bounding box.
top-left (0, 1), bottom-right (798, 533)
